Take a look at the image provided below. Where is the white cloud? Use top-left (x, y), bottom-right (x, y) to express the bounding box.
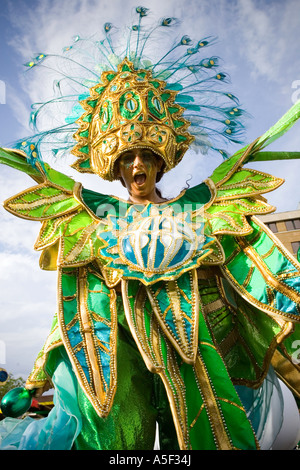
top-left (0, 249), bottom-right (57, 378)
top-left (228, 0), bottom-right (300, 83)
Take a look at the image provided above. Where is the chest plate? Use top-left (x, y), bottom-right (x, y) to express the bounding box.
top-left (98, 204), bottom-right (214, 284)
top-left (119, 210), bottom-right (198, 273)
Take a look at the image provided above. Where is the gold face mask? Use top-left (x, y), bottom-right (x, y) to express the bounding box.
top-left (71, 58), bottom-right (194, 181)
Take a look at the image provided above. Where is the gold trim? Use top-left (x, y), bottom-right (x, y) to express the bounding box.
top-left (9, 192), bottom-right (71, 211)
top-left (252, 215), bottom-right (300, 272)
top-left (35, 214), bottom-right (73, 250)
top-left (237, 237), bottom-right (300, 308)
top-left (218, 397), bottom-right (245, 412)
top-left (214, 275), bottom-right (295, 389)
top-left (166, 280), bottom-right (190, 351)
top-left (215, 168), bottom-right (284, 202)
top-left (242, 265), bottom-right (255, 289)
top-left (189, 404), bottom-right (205, 429)
top-left (57, 267), bottom-right (117, 418)
top-left (213, 138), bottom-right (261, 188)
top-left (205, 197), bottom-right (275, 237)
top-left (202, 178), bottom-right (217, 211)
top-left (145, 269), bottom-right (199, 364)
top-left (78, 267), bottom-right (106, 403)
top-left (271, 349), bottom-right (300, 398)
top-left (62, 222), bottom-right (99, 264)
top-left (121, 279), bottom-right (190, 449)
top-left (3, 182), bottom-right (79, 222)
top-left (159, 350), bottom-right (190, 450)
top-left (101, 244), bottom-right (216, 287)
top-left (193, 352), bottom-right (234, 450)
top-left (39, 241), bottom-right (60, 270)
top-left (121, 279), bottom-right (163, 373)
top-left (220, 221), bottom-right (300, 323)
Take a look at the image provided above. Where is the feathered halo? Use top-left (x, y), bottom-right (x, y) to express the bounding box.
top-left (15, 6), bottom-right (246, 173)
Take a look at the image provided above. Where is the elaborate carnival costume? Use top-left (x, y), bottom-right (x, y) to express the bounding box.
top-left (1, 8), bottom-right (300, 450)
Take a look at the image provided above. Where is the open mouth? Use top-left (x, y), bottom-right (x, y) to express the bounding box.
top-left (134, 173), bottom-right (146, 186)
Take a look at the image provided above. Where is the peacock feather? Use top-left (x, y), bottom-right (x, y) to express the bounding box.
top-left (16, 6), bottom-right (246, 170)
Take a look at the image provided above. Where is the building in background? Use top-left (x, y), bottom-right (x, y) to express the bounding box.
top-left (258, 205), bottom-right (300, 260)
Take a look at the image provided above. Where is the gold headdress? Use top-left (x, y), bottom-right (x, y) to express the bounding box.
top-left (71, 58), bottom-right (194, 181)
top-left (18, 8), bottom-right (245, 175)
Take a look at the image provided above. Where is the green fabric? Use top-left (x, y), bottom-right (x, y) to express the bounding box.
top-left (253, 101), bottom-right (300, 152)
top-left (26, 312), bottom-right (62, 386)
top-left (47, 299), bottom-right (177, 451)
top-left (81, 188), bottom-right (130, 216)
top-left (0, 147), bottom-right (42, 179)
top-left (58, 266), bottom-right (120, 417)
top-left (250, 151), bottom-right (300, 162)
top-left (1, 102), bottom-right (300, 449)
top-left (74, 324), bottom-right (158, 450)
top-left (122, 278), bottom-right (258, 449)
top-left (220, 219), bottom-right (300, 321)
top-left (8, 186), bottom-right (81, 220)
top-left (0, 147), bottom-right (76, 191)
top-left (181, 311), bottom-right (258, 450)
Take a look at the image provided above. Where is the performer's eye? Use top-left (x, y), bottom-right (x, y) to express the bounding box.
top-left (141, 150), bottom-right (155, 163)
top-left (120, 154), bottom-right (134, 166)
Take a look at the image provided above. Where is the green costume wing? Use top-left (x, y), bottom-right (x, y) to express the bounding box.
top-left (1, 148), bottom-right (118, 417)
top-left (1, 102), bottom-right (300, 446)
top-left (1, 148), bottom-right (107, 271)
top-left (201, 102), bottom-right (300, 394)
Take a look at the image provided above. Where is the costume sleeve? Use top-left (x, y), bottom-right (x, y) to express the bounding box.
top-left (199, 103), bottom-right (300, 395)
top-left (1, 147), bottom-right (106, 271)
top-left (1, 148), bottom-right (119, 412)
top-left (202, 102), bottom-right (300, 320)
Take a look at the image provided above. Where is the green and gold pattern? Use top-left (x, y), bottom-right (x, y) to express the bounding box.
top-left (57, 266), bottom-right (118, 417)
top-left (1, 102), bottom-right (300, 449)
top-left (204, 159), bottom-right (283, 237)
top-left (26, 312), bottom-right (63, 389)
top-left (122, 278), bottom-right (259, 449)
top-left (196, 268), bottom-right (293, 387)
top-left (121, 278), bottom-right (190, 448)
top-left (2, 157), bottom-right (113, 272)
top-left (145, 270), bottom-right (200, 363)
top-left (220, 217), bottom-right (300, 321)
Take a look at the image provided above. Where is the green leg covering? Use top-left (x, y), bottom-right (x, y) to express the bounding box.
top-left (73, 320), bottom-right (158, 450)
top-left (180, 312), bottom-right (259, 449)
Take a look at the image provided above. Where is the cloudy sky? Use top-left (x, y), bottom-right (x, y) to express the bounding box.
top-left (0, 0), bottom-right (300, 381)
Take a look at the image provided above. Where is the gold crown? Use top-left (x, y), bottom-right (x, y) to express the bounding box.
top-left (71, 58), bottom-right (194, 181)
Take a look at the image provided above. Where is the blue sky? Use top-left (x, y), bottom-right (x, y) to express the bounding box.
top-left (0, 0), bottom-right (300, 379)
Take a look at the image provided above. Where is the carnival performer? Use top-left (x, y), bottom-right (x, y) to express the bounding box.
top-left (1, 7), bottom-right (300, 450)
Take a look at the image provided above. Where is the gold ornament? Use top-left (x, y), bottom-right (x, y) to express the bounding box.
top-left (71, 58), bottom-right (194, 181)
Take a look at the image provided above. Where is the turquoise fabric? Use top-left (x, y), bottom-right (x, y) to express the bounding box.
top-left (0, 359), bottom-right (286, 450)
top-left (0, 350), bottom-right (82, 450)
top-left (235, 368), bottom-right (284, 450)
